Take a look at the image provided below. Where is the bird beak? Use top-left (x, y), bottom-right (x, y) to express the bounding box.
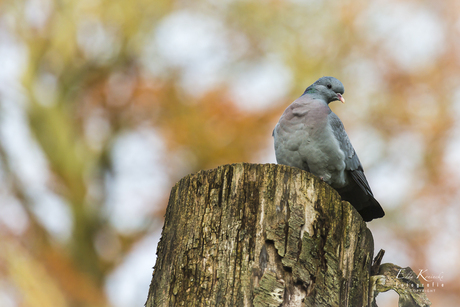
top-left (337, 93), bottom-right (345, 103)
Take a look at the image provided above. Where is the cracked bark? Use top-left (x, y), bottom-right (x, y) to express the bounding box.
top-left (146, 163), bottom-right (378, 306)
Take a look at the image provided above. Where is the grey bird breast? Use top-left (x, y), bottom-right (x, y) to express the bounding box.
top-left (274, 97), bottom-right (348, 188)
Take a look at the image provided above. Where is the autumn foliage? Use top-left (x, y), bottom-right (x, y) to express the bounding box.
top-left (0, 0), bottom-right (459, 306)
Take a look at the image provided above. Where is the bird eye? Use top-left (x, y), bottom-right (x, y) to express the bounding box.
top-left (327, 84), bottom-right (332, 89)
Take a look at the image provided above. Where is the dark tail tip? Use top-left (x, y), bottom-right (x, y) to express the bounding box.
top-left (358, 198), bottom-right (385, 222)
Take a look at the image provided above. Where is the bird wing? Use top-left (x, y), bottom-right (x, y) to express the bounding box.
top-left (328, 112), bottom-right (374, 197)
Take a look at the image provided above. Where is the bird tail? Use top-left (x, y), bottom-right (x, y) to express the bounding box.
top-left (336, 175), bottom-right (385, 222)
top-left (357, 196), bottom-right (385, 222)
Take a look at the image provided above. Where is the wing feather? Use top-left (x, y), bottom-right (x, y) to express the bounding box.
top-left (328, 113), bottom-right (374, 196)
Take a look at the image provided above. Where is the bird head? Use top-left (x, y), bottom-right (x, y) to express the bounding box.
top-left (303, 76), bottom-right (345, 104)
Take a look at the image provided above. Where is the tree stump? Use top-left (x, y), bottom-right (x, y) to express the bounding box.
top-left (146, 163), bottom-right (378, 306)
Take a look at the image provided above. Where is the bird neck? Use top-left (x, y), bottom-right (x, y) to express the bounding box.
top-left (303, 86), bottom-right (316, 95)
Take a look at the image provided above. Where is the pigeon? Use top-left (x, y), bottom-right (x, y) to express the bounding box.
top-left (273, 76), bottom-right (384, 222)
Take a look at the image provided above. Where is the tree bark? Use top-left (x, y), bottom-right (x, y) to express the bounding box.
top-left (145, 163), bottom-right (376, 306)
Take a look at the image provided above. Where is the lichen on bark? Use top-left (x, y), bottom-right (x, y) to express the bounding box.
top-left (146, 163), bottom-right (377, 306)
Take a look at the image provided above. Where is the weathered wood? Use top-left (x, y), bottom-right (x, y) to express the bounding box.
top-left (370, 262), bottom-right (431, 307)
top-left (146, 163), bottom-right (376, 306)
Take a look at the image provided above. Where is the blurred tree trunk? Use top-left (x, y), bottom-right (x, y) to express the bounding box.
top-left (145, 163), bottom-right (376, 306)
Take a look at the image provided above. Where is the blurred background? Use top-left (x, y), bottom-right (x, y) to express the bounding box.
top-left (0, 0), bottom-right (459, 306)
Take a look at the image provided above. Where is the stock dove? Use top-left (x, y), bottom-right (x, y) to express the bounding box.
top-left (273, 76), bottom-right (384, 221)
